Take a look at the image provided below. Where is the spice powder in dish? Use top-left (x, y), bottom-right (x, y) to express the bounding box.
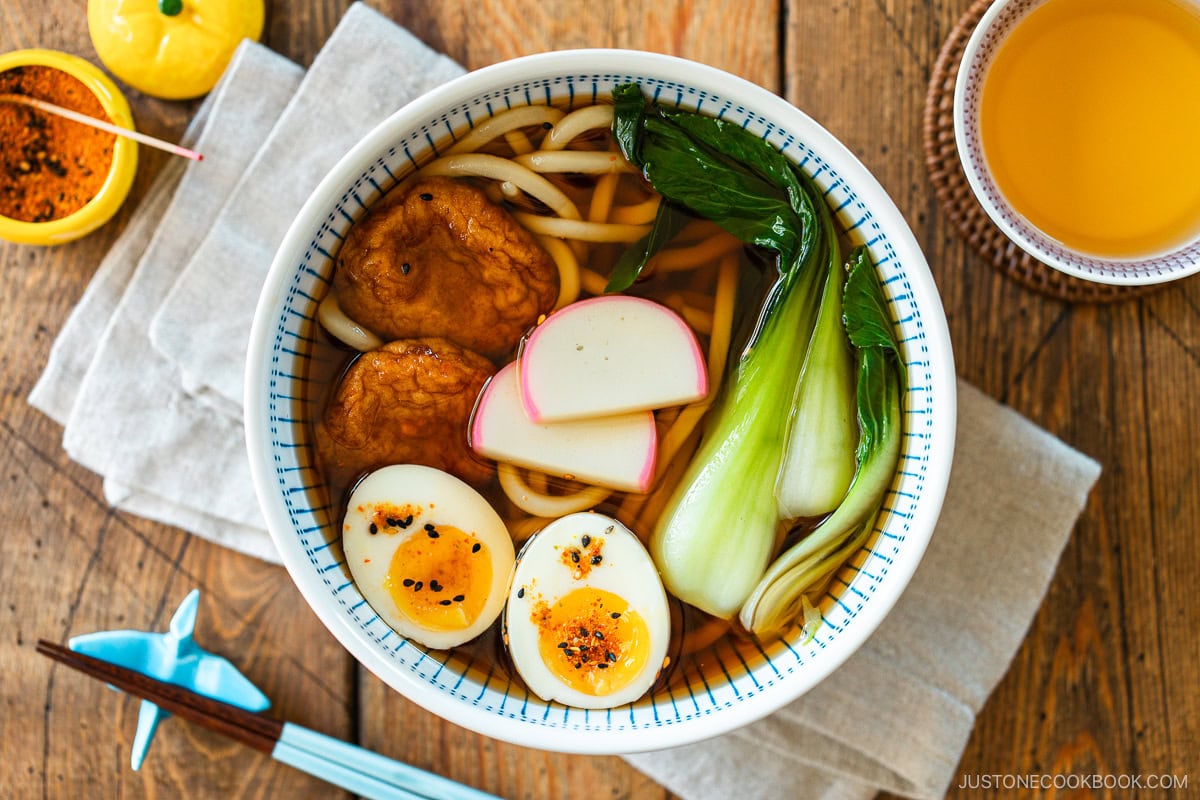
top-left (0, 65), bottom-right (116, 223)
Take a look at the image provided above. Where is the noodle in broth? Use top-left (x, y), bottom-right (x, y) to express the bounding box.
top-left (313, 99), bottom-right (750, 690)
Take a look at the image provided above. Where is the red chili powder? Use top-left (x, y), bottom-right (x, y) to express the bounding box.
top-left (0, 65), bottom-right (117, 223)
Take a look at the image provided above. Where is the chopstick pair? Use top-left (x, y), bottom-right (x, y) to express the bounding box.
top-left (36, 639), bottom-right (500, 800)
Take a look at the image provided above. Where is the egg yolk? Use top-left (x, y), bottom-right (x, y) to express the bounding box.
top-left (531, 588), bottom-right (651, 697)
top-left (384, 524), bottom-right (492, 635)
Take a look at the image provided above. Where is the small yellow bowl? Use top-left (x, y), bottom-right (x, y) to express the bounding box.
top-left (0, 49), bottom-right (138, 246)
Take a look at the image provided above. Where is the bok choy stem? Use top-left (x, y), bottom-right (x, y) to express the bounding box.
top-left (650, 242), bottom-right (827, 618)
top-left (739, 247), bottom-right (905, 636)
top-left (775, 200), bottom-right (857, 520)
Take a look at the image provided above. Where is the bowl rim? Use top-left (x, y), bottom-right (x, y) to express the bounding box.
top-left (0, 48), bottom-right (138, 245)
top-left (951, 0), bottom-right (1200, 286)
top-left (245, 47), bottom-right (957, 754)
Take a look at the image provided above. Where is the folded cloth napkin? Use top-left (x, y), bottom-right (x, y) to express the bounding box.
top-left (29, 41), bottom-right (304, 561)
top-left (30, 4), bottom-right (462, 561)
top-left (29, 4), bottom-right (1101, 798)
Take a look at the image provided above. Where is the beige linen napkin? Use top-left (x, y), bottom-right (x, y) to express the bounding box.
top-left (26, 154), bottom-right (188, 425)
top-left (30, 4), bottom-right (462, 562)
top-left (29, 5), bottom-right (1101, 798)
top-left (29, 42), bottom-right (303, 562)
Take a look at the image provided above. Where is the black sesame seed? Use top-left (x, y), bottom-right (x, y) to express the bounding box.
top-left (581, 535), bottom-right (591, 547)
top-left (453, 594), bottom-right (465, 602)
top-left (368, 523), bottom-right (378, 534)
top-left (606, 651), bottom-right (617, 662)
top-left (610, 612), bottom-right (621, 619)
top-left (419, 192), bottom-right (433, 201)
top-left (579, 628), bottom-right (589, 637)
top-left (593, 631), bottom-right (604, 640)
top-left (574, 662), bottom-right (582, 669)
top-left (472, 543), bottom-right (481, 553)
top-left (542, 122), bottom-right (553, 130)
top-left (401, 514), bottom-right (413, 527)
top-left (402, 578), bottom-right (415, 587)
top-left (596, 663), bottom-right (609, 669)
top-left (428, 529), bottom-right (440, 539)
top-left (591, 555), bottom-right (603, 565)
top-left (401, 262), bottom-right (411, 275)
top-left (424, 523), bottom-right (435, 531)
top-left (385, 517), bottom-right (400, 527)
top-left (430, 580), bottom-right (443, 592)
top-left (557, 642), bottom-right (568, 649)
top-left (414, 581), bottom-right (423, 591)
top-left (517, 587), bottom-right (525, 599)
top-left (570, 551), bottom-right (580, 563)
top-left (440, 599), bottom-right (452, 606)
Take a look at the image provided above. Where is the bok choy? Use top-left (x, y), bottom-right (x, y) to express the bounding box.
top-left (739, 247), bottom-right (905, 636)
top-left (609, 84), bottom-right (836, 619)
top-left (774, 197), bottom-right (857, 520)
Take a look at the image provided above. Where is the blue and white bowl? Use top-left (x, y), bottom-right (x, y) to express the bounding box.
top-left (245, 49), bottom-right (956, 754)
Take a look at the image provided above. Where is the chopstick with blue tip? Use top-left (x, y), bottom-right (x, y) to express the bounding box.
top-left (36, 639), bottom-right (500, 800)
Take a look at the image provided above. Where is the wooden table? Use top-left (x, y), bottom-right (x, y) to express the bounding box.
top-left (3, 1), bottom-right (1196, 797)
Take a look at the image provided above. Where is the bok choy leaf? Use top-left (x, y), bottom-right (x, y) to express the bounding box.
top-left (604, 202), bottom-right (694, 292)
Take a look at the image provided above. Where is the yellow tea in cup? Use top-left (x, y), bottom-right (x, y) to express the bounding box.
top-left (979, 0), bottom-right (1200, 259)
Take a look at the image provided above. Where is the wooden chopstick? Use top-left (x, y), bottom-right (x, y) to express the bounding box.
top-left (36, 639), bottom-right (501, 800)
top-left (0, 94), bottom-right (204, 161)
top-left (36, 639), bottom-right (282, 752)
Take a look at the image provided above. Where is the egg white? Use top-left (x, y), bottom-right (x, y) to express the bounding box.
top-left (343, 464), bottom-right (515, 650)
top-left (505, 512), bottom-right (670, 708)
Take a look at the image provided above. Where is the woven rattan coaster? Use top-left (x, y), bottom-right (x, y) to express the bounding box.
top-left (923, 0), bottom-right (1161, 303)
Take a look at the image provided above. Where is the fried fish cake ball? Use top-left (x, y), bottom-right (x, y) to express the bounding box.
top-left (334, 177), bottom-right (559, 360)
top-left (314, 338), bottom-right (495, 491)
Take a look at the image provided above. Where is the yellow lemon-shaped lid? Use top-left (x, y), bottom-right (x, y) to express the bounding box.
top-left (87, 0), bottom-right (264, 100)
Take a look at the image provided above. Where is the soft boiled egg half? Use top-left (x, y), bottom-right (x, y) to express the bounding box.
top-left (505, 513), bottom-right (670, 709)
top-left (343, 464), bottom-right (515, 650)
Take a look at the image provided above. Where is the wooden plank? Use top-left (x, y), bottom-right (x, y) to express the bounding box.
top-left (0, 42), bottom-right (196, 786)
top-left (0, 2), bottom-right (357, 797)
top-left (136, 545), bottom-right (356, 798)
top-left (383, 0), bottom-right (780, 86)
top-left (4, 0), bottom-right (1195, 796)
top-left (0, 323), bottom-right (354, 799)
top-left (786, 1), bottom-right (1198, 797)
top-left (357, 664), bottom-right (669, 799)
top-left (1136, 285), bottom-right (1200, 772)
top-left (974, 299), bottom-right (1148, 786)
top-left (347, 3), bottom-right (777, 797)
top-left (0, 412), bottom-right (186, 797)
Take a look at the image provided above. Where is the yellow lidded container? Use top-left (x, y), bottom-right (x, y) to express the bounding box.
top-left (0, 49), bottom-right (138, 246)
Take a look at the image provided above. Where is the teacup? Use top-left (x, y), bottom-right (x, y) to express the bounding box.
top-left (954, 0), bottom-right (1200, 285)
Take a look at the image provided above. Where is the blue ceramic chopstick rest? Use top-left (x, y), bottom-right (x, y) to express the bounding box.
top-left (68, 589), bottom-right (270, 770)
